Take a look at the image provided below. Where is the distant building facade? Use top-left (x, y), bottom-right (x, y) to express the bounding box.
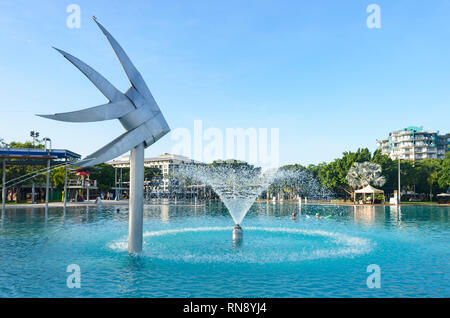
top-left (376, 126), bottom-right (450, 161)
top-left (108, 153), bottom-right (202, 193)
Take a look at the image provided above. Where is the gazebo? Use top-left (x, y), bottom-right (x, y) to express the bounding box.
top-left (354, 185), bottom-right (384, 204)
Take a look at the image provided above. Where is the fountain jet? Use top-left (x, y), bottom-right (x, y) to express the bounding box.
top-left (176, 164), bottom-right (334, 244)
top-left (176, 164), bottom-right (277, 242)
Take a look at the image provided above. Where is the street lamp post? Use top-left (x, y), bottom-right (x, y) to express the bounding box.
top-left (64, 157), bottom-right (68, 214)
top-left (30, 131), bottom-right (39, 204)
top-left (43, 137), bottom-right (51, 216)
top-left (398, 157), bottom-right (401, 205)
top-left (2, 157), bottom-right (6, 213)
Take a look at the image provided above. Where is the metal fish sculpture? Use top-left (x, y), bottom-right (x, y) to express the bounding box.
top-left (38, 17), bottom-right (170, 167)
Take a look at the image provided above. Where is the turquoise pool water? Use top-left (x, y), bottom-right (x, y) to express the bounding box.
top-left (0, 202), bottom-right (448, 297)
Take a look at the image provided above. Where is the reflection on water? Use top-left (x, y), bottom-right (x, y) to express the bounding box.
top-left (1, 201), bottom-right (448, 230)
top-left (353, 205), bottom-right (377, 225)
top-left (160, 205), bottom-right (169, 222)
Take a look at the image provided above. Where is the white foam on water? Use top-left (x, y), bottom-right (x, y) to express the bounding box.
top-left (108, 226), bottom-right (373, 263)
top-left (108, 240), bottom-right (128, 251)
top-left (144, 226), bottom-right (233, 237)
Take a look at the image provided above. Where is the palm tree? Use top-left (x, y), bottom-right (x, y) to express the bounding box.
top-left (0, 138), bottom-right (8, 147)
top-left (346, 161), bottom-right (386, 190)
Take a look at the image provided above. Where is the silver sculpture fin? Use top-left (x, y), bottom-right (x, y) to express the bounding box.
top-left (36, 100), bottom-right (134, 122)
top-left (93, 19), bottom-right (156, 104)
top-left (77, 125), bottom-right (148, 167)
top-left (53, 47), bottom-right (128, 103)
top-left (39, 17), bottom-right (170, 167)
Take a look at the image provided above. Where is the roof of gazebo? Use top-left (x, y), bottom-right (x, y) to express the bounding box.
top-left (354, 184), bottom-right (384, 194)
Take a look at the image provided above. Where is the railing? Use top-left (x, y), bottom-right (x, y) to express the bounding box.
top-left (67, 179), bottom-right (97, 188)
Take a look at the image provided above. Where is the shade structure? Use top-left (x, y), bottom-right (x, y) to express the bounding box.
top-left (355, 185), bottom-right (384, 194)
top-left (354, 185), bottom-right (384, 204)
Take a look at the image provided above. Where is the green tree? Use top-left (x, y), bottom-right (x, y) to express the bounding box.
top-left (416, 159), bottom-right (442, 200)
top-left (309, 148), bottom-right (372, 198)
top-left (438, 152), bottom-right (450, 191)
top-left (50, 166), bottom-right (75, 191)
top-left (4, 140), bottom-right (45, 202)
top-left (372, 149), bottom-right (397, 191)
top-left (145, 167), bottom-right (162, 181)
top-left (91, 164), bottom-right (116, 191)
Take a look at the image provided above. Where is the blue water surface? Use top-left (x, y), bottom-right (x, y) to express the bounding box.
top-left (0, 202), bottom-right (448, 297)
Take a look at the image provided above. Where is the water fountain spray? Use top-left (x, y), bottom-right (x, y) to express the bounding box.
top-left (176, 163), bottom-right (334, 244)
top-left (177, 164), bottom-right (278, 242)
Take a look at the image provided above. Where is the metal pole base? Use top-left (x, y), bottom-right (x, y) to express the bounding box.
top-left (128, 143), bottom-right (145, 254)
top-left (232, 224), bottom-right (243, 246)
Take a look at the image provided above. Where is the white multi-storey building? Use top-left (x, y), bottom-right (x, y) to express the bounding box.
top-left (108, 153), bottom-right (202, 193)
top-left (376, 126), bottom-right (449, 161)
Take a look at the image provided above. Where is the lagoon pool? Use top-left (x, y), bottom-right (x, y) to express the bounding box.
top-left (0, 202), bottom-right (448, 297)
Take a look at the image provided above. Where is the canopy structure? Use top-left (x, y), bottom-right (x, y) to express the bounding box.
top-left (354, 185), bottom-right (384, 204)
top-left (0, 147), bottom-right (81, 213)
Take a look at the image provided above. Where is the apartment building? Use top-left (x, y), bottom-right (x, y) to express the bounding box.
top-left (376, 126), bottom-right (449, 161)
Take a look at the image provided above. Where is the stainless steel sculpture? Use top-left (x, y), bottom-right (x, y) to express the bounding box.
top-left (38, 17), bottom-right (170, 253)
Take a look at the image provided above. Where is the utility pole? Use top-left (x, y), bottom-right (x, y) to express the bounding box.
top-left (398, 157), bottom-right (401, 204)
top-left (44, 137), bottom-right (51, 217)
top-left (114, 167), bottom-right (118, 201)
top-left (63, 157), bottom-right (68, 213)
top-left (2, 158), bottom-right (6, 212)
top-left (30, 131), bottom-right (39, 204)
top-left (120, 168), bottom-right (123, 200)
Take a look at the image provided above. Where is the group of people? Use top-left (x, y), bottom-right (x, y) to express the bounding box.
top-left (95, 192), bottom-right (114, 204)
top-left (291, 212), bottom-right (330, 220)
top-left (100, 192), bottom-right (113, 200)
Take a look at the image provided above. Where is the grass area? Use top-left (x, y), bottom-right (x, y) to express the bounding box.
top-left (4, 199), bottom-right (62, 205)
top-left (399, 201), bottom-right (439, 205)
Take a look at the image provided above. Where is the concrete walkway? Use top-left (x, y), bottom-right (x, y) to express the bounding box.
top-left (2, 200), bottom-right (129, 209)
top-left (3, 200), bottom-right (449, 210)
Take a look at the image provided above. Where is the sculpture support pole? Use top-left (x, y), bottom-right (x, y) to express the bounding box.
top-left (128, 142), bottom-right (144, 254)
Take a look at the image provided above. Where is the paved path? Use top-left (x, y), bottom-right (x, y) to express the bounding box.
top-left (2, 200), bottom-right (129, 209)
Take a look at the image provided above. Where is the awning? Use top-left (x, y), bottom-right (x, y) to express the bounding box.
top-left (355, 184), bottom-right (384, 194)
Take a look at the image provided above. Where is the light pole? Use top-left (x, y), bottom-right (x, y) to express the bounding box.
top-left (397, 157), bottom-right (401, 205)
top-left (43, 137), bottom-right (51, 216)
top-left (30, 131), bottom-right (39, 204)
top-left (2, 156), bottom-right (6, 213)
top-left (63, 157), bottom-right (68, 214)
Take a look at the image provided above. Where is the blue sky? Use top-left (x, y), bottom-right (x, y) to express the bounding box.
top-left (0, 0), bottom-right (449, 166)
